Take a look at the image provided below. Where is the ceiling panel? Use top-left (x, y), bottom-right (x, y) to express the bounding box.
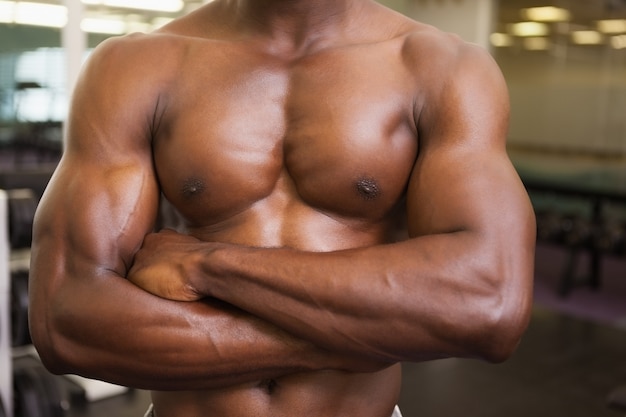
top-left (498, 0), bottom-right (626, 26)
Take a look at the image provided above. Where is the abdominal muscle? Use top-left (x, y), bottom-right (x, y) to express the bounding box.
top-left (151, 363), bottom-right (402, 417)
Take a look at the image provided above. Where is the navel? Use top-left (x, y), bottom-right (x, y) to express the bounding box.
top-left (259, 379), bottom-right (278, 395)
top-left (355, 177), bottom-right (381, 201)
top-left (181, 178), bottom-right (206, 199)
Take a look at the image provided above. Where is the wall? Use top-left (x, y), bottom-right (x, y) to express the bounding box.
top-left (380, 0), bottom-right (495, 48)
top-left (497, 47), bottom-right (626, 156)
top-left (381, 0), bottom-right (626, 156)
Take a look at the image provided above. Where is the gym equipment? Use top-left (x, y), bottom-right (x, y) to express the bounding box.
top-left (11, 269), bottom-right (31, 347)
top-left (6, 189), bottom-right (38, 250)
top-left (0, 397), bottom-right (6, 417)
top-left (0, 167), bottom-right (56, 201)
top-left (535, 209), bottom-right (564, 242)
top-left (559, 214), bottom-right (593, 248)
top-left (608, 385), bottom-right (626, 414)
top-left (14, 367), bottom-right (48, 417)
top-left (523, 174), bottom-right (626, 296)
top-left (13, 356), bottom-right (67, 417)
top-left (594, 220), bottom-right (626, 256)
top-left (0, 190), bottom-right (13, 417)
top-left (0, 122), bottom-right (62, 170)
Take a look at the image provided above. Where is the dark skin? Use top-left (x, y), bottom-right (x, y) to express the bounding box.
top-left (29, 0), bottom-right (536, 416)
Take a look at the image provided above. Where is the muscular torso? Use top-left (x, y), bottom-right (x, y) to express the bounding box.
top-left (145, 6), bottom-right (424, 416)
top-left (154, 36), bottom-right (418, 246)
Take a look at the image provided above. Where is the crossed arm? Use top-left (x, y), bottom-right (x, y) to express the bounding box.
top-left (128, 42), bottom-right (536, 364)
top-left (29, 35), bottom-right (535, 391)
top-left (129, 139), bottom-right (535, 364)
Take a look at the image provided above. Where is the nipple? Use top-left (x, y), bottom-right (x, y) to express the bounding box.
top-left (181, 178), bottom-right (206, 199)
top-left (355, 177), bottom-right (380, 200)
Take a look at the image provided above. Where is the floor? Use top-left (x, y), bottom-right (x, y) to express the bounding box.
top-left (399, 308), bottom-right (626, 417)
top-left (533, 243), bottom-right (626, 329)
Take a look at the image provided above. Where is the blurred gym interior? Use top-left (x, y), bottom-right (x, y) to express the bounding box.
top-left (1, 0), bottom-right (626, 416)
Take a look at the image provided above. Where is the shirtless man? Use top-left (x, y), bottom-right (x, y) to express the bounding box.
top-left (28, 0), bottom-right (536, 416)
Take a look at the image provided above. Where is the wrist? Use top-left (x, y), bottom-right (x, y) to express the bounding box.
top-left (195, 242), bottom-right (235, 298)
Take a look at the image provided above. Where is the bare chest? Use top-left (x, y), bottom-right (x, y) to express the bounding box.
top-left (153, 43), bottom-right (418, 230)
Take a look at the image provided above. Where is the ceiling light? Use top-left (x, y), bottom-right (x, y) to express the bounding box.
top-left (523, 37), bottom-right (550, 51)
top-left (81, 0), bottom-right (184, 13)
top-left (611, 34), bottom-right (626, 49)
top-left (509, 22), bottom-right (550, 37)
top-left (522, 6), bottom-right (570, 22)
top-left (81, 17), bottom-right (126, 34)
top-left (125, 20), bottom-right (152, 32)
top-left (490, 33), bottom-right (514, 47)
top-left (0, 1), bottom-right (14, 23)
top-left (152, 17), bottom-right (175, 29)
top-left (571, 30), bottom-right (604, 45)
top-left (0, 1), bottom-right (67, 28)
top-left (597, 19), bottom-right (626, 34)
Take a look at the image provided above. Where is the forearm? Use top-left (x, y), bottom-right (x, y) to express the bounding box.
top-left (32, 271), bottom-right (379, 391)
top-left (199, 231), bottom-right (534, 364)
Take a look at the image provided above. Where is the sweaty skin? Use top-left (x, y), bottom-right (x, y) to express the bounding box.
top-left (29, 0), bottom-right (536, 416)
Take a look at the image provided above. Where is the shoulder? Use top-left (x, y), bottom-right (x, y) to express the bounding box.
top-left (388, 22), bottom-right (509, 148)
top-left (81, 2), bottom-right (226, 84)
top-left (374, 10), bottom-right (506, 104)
top-left (83, 32), bottom-right (186, 82)
top-left (67, 33), bottom-right (188, 150)
top-left (398, 21), bottom-right (501, 88)
top-left (396, 23), bottom-right (507, 129)
top-left (73, 31), bottom-right (190, 123)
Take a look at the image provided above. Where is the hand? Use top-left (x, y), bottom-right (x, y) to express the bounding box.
top-left (127, 229), bottom-right (207, 301)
